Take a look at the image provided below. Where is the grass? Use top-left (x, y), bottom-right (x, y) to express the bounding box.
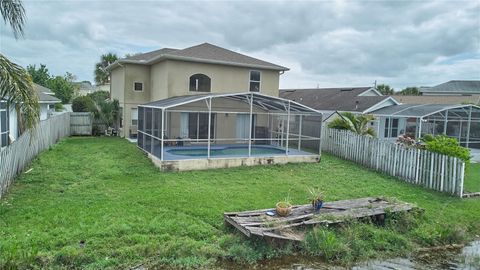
top-left (464, 163), bottom-right (480, 192)
top-left (0, 137), bottom-right (479, 269)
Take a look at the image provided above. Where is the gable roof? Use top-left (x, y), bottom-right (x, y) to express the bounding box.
top-left (108, 43), bottom-right (288, 71)
top-left (34, 84), bottom-right (61, 103)
top-left (420, 80), bottom-right (480, 94)
top-left (279, 87), bottom-right (398, 113)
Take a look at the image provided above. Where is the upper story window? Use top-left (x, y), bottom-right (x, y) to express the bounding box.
top-left (249, 70), bottom-right (261, 92)
top-left (0, 101), bottom-right (9, 147)
top-left (133, 82), bottom-right (144, 92)
top-left (384, 118), bottom-right (399, 138)
top-left (189, 74), bottom-right (211, 92)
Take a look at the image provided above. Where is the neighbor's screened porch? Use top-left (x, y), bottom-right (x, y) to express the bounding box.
top-left (376, 104), bottom-right (480, 149)
top-left (136, 92), bottom-right (323, 161)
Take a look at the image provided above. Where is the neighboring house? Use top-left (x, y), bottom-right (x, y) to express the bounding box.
top-left (73, 81), bottom-right (96, 96)
top-left (393, 94), bottom-right (480, 105)
top-left (95, 83), bottom-right (110, 92)
top-left (420, 80), bottom-right (480, 96)
top-left (0, 83), bottom-right (60, 148)
top-left (107, 42), bottom-right (289, 138)
top-left (280, 87), bottom-right (480, 150)
top-left (280, 87), bottom-right (400, 132)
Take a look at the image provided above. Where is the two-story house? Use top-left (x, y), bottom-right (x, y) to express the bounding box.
top-left (107, 43), bottom-right (289, 138)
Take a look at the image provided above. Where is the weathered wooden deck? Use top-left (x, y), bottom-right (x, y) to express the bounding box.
top-left (224, 197), bottom-right (416, 242)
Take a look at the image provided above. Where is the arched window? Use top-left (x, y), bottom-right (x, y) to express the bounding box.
top-left (189, 74), bottom-right (211, 92)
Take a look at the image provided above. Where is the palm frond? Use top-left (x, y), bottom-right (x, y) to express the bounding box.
top-left (0, 53), bottom-right (39, 129)
top-left (1, 0), bottom-right (26, 39)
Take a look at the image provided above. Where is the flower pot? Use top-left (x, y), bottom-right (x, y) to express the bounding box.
top-left (276, 202), bottom-right (292, 217)
top-left (312, 200), bottom-right (323, 212)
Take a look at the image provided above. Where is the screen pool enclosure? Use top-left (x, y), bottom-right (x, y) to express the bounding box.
top-left (137, 92), bottom-right (322, 170)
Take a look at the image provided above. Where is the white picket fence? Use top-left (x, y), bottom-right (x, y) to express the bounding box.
top-left (0, 113), bottom-right (71, 198)
top-left (322, 128), bottom-right (465, 197)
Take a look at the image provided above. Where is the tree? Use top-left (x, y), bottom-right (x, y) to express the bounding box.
top-left (26, 64), bottom-right (51, 86)
top-left (399, 87), bottom-right (420, 96)
top-left (328, 112), bottom-right (376, 137)
top-left (0, 0), bottom-right (39, 130)
top-left (72, 96), bottom-right (95, 112)
top-left (47, 75), bottom-right (75, 104)
top-left (94, 53), bottom-right (118, 85)
top-left (376, 84), bottom-right (395, 95)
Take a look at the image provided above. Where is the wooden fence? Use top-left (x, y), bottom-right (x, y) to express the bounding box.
top-left (322, 128), bottom-right (465, 197)
top-left (0, 113), bottom-right (71, 198)
top-left (70, 112), bottom-right (92, 135)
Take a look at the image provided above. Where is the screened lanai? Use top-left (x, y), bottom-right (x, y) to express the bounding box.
top-left (372, 104), bottom-right (480, 149)
top-left (136, 92), bottom-right (323, 165)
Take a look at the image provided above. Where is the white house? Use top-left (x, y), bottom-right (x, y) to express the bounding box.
top-left (0, 84), bottom-right (61, 148)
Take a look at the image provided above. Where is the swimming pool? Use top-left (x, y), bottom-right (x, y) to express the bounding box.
top-left (167, 145), bottom-right (286, 157)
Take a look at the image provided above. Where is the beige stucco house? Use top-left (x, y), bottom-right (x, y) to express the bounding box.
top-left (107, 43), bottom-right (289, 138)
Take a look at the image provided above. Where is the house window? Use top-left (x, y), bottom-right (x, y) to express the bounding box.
top-left (188, 113), bottom-right (215, 140)
top-left (249, 70), bottom-right (261, 92)
top-left (131, 108), bottom-right (138, 126)
top-left (384, 118), bottom-right (399, 138)
top-left (0, 101), bottom-right (9, 147)
top-left (133, 82), bottom-right (144, 92)
top-left (189, 74), bottom-right (211, 92)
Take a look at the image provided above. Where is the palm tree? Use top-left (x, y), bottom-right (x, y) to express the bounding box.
top-left (328, 112), bottom-right (376, 137)
top-left (94, 53), bottom-right (118, 85)
top-left (1, 0), bottom-right (39, 130)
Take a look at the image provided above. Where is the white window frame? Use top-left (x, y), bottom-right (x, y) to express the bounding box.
top-left (384, 117), bottom-right (399, 138)
top-left (131, 108), bottom-right (138, 126)
top-left (249, 70), bottom-right (261, 92)
top-left (133, 81), bottom-right (144, 92)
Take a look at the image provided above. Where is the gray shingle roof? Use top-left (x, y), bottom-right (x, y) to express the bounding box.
top-left (34, 84), bottom-right (61, 103)
top-left (420, 80), bottom-right (480, 94)
top-left (115, 43), bottom-right (288, 71)
top-left (279, 87), bottom-right (390, 112)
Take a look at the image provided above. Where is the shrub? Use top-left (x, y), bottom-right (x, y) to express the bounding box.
top-left (423, 135), bottom-right (470, 162)
top-left (54, 103), bottom-right (64, 112)
top-left (72, 96), bottom-right (95, 112)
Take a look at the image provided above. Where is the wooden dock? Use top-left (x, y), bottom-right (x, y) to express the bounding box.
top-left (224, 197), bottom-right (417, 242)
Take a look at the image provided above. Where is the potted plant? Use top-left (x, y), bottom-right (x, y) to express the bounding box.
top-left (307, 187), bottom-right (324, 212)
top-left (276, 194), bottom-right (292, 217)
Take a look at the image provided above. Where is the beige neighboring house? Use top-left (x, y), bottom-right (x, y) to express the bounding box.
top-left (107, 43), bottom-right (289, 138)
top-left (392, 95), bottom-right (480, 105)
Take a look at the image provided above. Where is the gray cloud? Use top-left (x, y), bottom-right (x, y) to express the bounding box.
top-left (0, 0), bottom-right (479, 90)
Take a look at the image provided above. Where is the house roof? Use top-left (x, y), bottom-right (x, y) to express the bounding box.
top-left (420, 80), bottom-right (480, 94)
top-left (139, 92), bottom-right (320, 113)
top-left (34, 84), bottom-right (61, 103)
top-left (108, 43), bottom-right (289, 71)
top-left (371, 103), bottom-right (480, 118)
top-left (73, 81), bottom-right (94, 90)
top-left (392, 94), bottom-right (480, 105)
top-left (279, 87), bottom-right (396, 113)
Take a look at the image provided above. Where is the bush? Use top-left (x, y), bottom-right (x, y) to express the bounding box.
top-left (72, 96), bottom-right (95, 112)
top-left (54, 103), bottom-right (64, 112)
top-left (423, 135), bottom-right (470, 162)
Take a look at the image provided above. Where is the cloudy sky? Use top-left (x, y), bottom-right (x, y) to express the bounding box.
top-left (1, 0), bottom-right (479, 90)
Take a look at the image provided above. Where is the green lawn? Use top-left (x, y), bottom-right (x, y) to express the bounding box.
top-left (465, 163), bottom-right (480, 192)
top-left (0, 137), bottom-right (479, 269)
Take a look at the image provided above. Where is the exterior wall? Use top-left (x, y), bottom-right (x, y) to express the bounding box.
top-left (111, 60), bottom-right (282, 138)
top-left (39, 104), bottom-right (51, 121)
top-left (151, 60), bottom-right (280, 98)
top-left (365, 99), bottom-right (398, 113)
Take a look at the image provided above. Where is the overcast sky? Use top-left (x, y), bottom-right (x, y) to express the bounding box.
top-left (1, 0), bottom-right (479, 90)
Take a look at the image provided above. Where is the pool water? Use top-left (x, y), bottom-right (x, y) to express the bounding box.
top-left (167, 146), bottom-right (286, 157)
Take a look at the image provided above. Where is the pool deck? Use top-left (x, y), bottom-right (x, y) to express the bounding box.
top-left (161, 144), bottom-right (314, 161)
top-left (147, 144), bottom-right (320, 171)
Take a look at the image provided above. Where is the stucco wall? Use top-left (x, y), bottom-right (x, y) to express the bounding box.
top-left (151, 60), bottom-right (280, 97)
top-left (111, 59), bottom-right (282, 138)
